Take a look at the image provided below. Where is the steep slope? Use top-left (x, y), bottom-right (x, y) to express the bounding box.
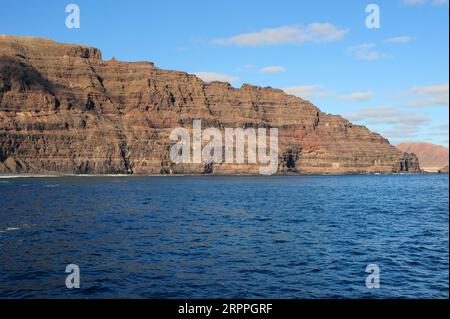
top-left (396, 142), bottom-right (448, 172)
top-left (0, 35), bottom-right (420, 175)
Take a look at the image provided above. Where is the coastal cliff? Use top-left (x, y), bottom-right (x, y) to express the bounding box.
top-left (396, 142), bottom-right (448, 173)
top-left (0, 35), bottom-right (420, 175)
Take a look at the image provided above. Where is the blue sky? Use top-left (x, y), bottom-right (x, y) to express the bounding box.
top-left (1, 0), bottom-right (448, 146)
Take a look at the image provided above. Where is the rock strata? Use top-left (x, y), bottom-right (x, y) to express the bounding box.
top-left (0, 36), bottom-right (421, 174)
top-left (396, 142), bottom-right (448, 173)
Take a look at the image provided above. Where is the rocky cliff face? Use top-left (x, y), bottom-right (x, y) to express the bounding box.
top-left (0, 35), bottom-right (420, 175)
top-left (396, 142), bottom-right (448, 172)
top-left (438, 166), bottom-right (449, 174)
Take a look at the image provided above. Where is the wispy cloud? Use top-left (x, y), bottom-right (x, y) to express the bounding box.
top-left (259, 66), bottom-right (286, 74)
top-left (346, 106), bottom-right (398, 121)
top-left (348, 43), bottom-right (384, 61)
top-left (346, 106), bottom-right (430, 143)
top-left (212, 23), bottom-right (348, 46)
top-left (385, 36), bottom-right (414, 43)
top-left (282, 85), bottom-right (330, 100)
top-left (339, 91), bottom-right (374, 102)
top-left (403, 95), bottom-right (449, 107)
top-left (383, 124), bottom-right (422, 139)
top-left (401, 83), bottom-right (449, 107)
top-left (346, 106), bottom-right (430, 125)
top-left (235, 64), bottom-right (255, 72)
top-left (432, 0), bottom-right (449, 5)
top-left (409, 83), bottom-right (449, 95)
top-left (194, 72), bottom-right (239, 84)
top-left (427, 124), bottom-right (450, 137)
top-left (434, 124), bottom-right (449, 131)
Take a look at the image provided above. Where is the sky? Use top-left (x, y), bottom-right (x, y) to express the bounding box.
top-left (0, 0), bottom-right (448, 146)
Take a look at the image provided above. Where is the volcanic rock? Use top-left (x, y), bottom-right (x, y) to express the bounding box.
top-left (396, 142), bottom-right (448, 173)
top-left (438, 165), bottom-right (449, 174)
top-left (0, 35), bottom-right (421, 175)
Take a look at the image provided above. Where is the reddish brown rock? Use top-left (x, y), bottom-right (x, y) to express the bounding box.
top-left (438, 165), bottom-right (449, 174)
top-left (0, 35), bottom-right (421, 175)
top-left (396, 142), bottom-right (448, 173)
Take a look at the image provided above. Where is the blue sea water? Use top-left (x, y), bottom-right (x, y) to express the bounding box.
top-left (0, 174), bottom-right (448, 298)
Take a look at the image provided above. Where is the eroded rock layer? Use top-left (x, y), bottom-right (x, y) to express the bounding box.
top-left (0, 35), bottom-right (420, 174)
top-left (396, 142), bottom-right (448, 172)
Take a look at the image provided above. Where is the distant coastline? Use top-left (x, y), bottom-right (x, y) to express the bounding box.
top-left (1, 171), bottom-right (445, 179)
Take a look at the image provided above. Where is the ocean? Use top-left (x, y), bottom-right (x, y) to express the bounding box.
top-left (0, 174), bottom-right (448, 298)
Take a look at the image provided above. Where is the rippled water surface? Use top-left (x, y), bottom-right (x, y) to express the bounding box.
top-left (0, 174), bottom-right (448, 298)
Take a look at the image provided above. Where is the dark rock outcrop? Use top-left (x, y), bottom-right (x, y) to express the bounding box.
top-left (438, 166), bottom-right (449, 174)
top-left (396, 142), bottom-right (448, 172)
top-left (0, 35), bottom-right (421, 175)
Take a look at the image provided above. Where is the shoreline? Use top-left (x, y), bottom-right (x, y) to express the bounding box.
top-left (0, 171), bottom-right (446, 179)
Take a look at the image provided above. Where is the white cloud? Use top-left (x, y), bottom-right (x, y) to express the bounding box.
top-left (346, 106), bottom-right (430, 125)
top-left (348, 43), bottom-right (383, 61)
top-left (260, 66), bottom-right (286, 74)
top-left (409, 83), bottom-right (449, 95)
top-left (383, 124), bottom-right (422, 140)
top-left (236, 64), bottom-right (255, 72)
top-left (373, 114), bottom-right (430, 124)
top-left (212, 23), bottom-right (348, 46)
top-left (346, 106), bottom-right (398, 121)
top-left (339, 91), bottom-right (374, 102)
top-left (347, 107), bottom-right (429, 143)
top-left (403, 95), bottom-right (449, 107)
top-left (401, 83), bottom-right (449, 107)
top-left (432, 0), bottom-right (449, 5)
top-left (282, 85), bottom-right (330, 99)
top-left (385, 36), bottom-right (414, 43)
top-left (434, 124), bottom-right (449, 131)
top-left (194, 72), bottom-right (239, 84)
top-left (428, 126), bottom-right (450, 137)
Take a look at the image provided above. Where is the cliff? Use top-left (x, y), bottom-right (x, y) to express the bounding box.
top-left (438, 166), bottom-right (449, 174)
top-left (396, 142), bottom-right (448, 173)
top-left (0, 35), bottom-right (420, 175)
